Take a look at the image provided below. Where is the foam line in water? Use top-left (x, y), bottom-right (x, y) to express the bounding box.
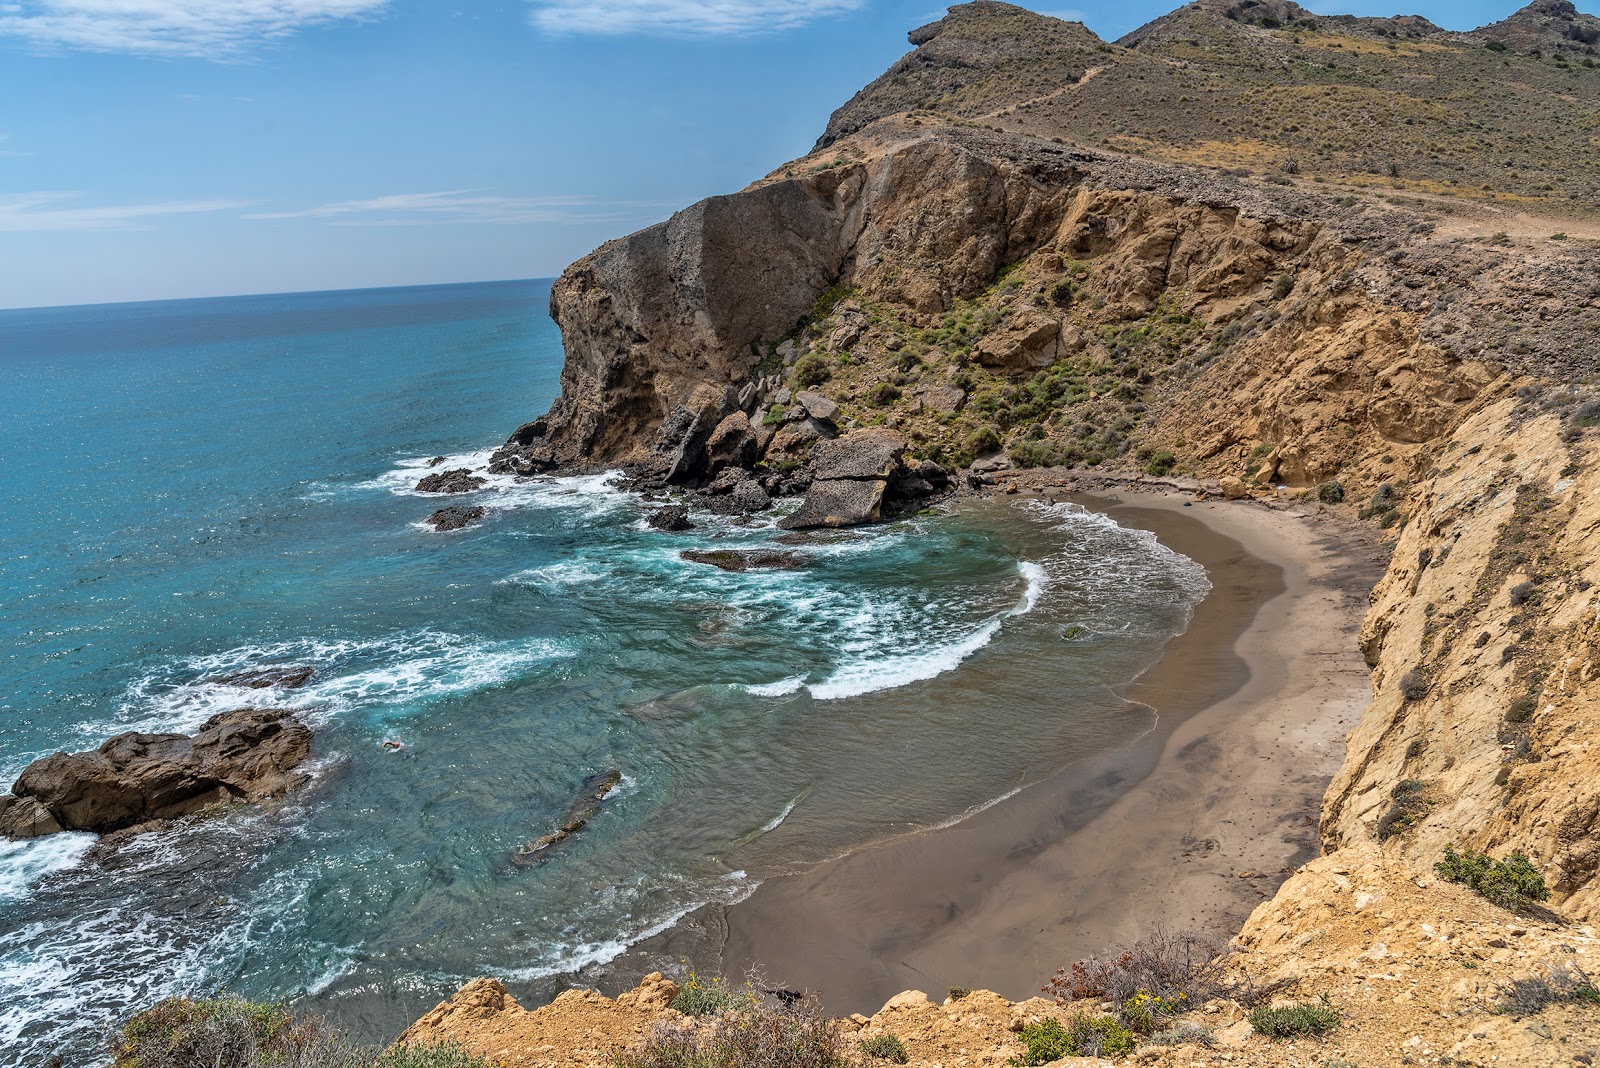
top-left (740, 675), bottom-right (808, 697)
top-left (0, 834), bottom-right (96, 904)
top-left (807, 560), bottom-right (1046, 701)
top-left (99, 631), bottom-right (574, 737)
top-left (491, 871), bottom-right (755, 982)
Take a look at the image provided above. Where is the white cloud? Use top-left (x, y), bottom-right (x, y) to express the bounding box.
top-left (0, 0), bottom-right (388, 58)
top-left (527, 0), bottom-right (863, 37)
top-left (0, 191), bottom-right (252, 231)
top-left (247, 190), bottom-right (661, 225)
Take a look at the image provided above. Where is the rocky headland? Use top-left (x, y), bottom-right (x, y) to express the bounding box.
top-left (123, 0), bottom-right (1600, 1064)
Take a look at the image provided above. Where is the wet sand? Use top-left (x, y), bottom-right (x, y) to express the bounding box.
top-left (717, 489), bottom-right (1386, 1014)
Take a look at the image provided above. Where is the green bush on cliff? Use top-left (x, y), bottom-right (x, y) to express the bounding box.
top-left (617, 994), bottom-right (847, 1068)
top-left (112, 995), bottom-right (494, 1068)
top-left (1435, 844), bottom-right (1549, 911)
top-left (669, 971), bottom-right (754, 1016)
top-left (1010, 1016), bottom-right (1135, 1064)
top-left (792, 353), bottom-right (831, 389)
top-left (858, 1033), bottom-right (909, 1063)
top-left (1248, 999), bottom-right (1341, 1039)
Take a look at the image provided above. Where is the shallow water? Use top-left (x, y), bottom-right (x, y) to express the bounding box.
top-left (0, 282), bottom-right (1207, 1065)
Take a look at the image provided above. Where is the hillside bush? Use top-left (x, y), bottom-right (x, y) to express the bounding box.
top-left (1011, 1016), bottom-right (1134, 1065)
top-left (792, 353), bottom-right (831, 389)
top-left (858, 1033), bottom-right (909, 1063)
top-left (669, 972), bottom-right (754, 1016)
top-left (1045, 927), bottom-right (1226, 1008)
top-left (616, 995), bottom-right (847, 1068)
top-left (1248, 1000), bottom-right (1341, 1038)
top-left (1143, 450), bottom-right (1177, 476)
top-left (112, 996), bottom-right (494, 1068)
top-left (1435, 844), bottom-right (1549, 911)
top-left (1316, 480), bottom-right (1345, 504)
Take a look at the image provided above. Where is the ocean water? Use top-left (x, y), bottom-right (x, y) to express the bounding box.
top-left (0, 281), bottom-right (1209, 1066)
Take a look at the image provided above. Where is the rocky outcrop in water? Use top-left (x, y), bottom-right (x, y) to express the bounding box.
top-left (508, 770), bottom-right (622, 868)
top-left (0, 709), bottom-right (313, 839)
top-left (426, 505), bottom-right (487, 531)
top-left (416, 468), bottom-right (487, 494)
top-left (680, 549), bottom-right (808, 572)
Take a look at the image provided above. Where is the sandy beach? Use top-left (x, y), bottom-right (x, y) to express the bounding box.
top-left (716, 486), bottom-right (1387, 1014)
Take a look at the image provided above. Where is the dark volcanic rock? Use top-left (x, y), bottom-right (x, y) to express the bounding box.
top-left (680, 549), bottom-right (809, 572)
top-left (426, 505), bottom-right (487, 531)
top-left (0, 709), bottom-right (313, 839)
top-left (210, 665), bottom-right (315, 690)
top-left (647, 505), bottom-right (694, 531)
top-left (415, 468), bottom-right (487, 494)
top-left (509, 770), bottom-right (622, 867)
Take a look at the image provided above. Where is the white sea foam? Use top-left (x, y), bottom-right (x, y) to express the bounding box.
top-left (0, 834), bottom-right (95, 904)
top-left (759, 794), bottom-right (803, 834)
top-left (740, 675), bottom-right (808, 697)
top-left (491, 871), bottom-right (755, 982)
top-left (500, 560), bottom-right (607, 589)
top-left (807, 560), bottom-right (1047, 701)
top-left (98, 630), bottom-right (573, 737)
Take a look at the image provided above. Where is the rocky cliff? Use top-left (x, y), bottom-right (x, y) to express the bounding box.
top-left (415, 0), bottom-right (1600, 1061)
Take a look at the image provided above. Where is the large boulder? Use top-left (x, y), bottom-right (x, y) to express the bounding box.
top-left (782, 429), bottom-right (908, 530)
top-left (811, 428), bottom-right (906, 481)
top-left (426, 505), bottom-right (487, 532)
top-left (0, 709), bottom-right (313, 839)
top-left (415, 468), bottom-right (487, 494)
top-left (780, 478), bottom-right (890, 530)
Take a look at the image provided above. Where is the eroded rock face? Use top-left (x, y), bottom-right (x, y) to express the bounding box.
top-left (0, 709), bottom-right (313, 839)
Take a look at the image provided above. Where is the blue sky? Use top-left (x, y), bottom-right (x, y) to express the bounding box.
top-left (0, 0), bottom-right (1576, 309)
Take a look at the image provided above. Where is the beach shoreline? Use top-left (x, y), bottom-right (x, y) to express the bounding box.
top-left (707, 482), bottom-right (1388, 1013)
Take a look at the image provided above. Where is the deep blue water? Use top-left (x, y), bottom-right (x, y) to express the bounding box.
top-left (0, 281), bottom-right (1207, 1066)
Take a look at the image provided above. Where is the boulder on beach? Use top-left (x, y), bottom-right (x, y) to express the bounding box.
top-left (415, 468), bottom-right (487, 494)
top-left (0, 709), bottom-right (313, 840)
top-left (781, 428), bottom-right (908, 531)
top-left (426, 505), bottom-right (487, 531)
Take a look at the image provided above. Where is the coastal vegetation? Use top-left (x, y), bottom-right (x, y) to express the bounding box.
top-left (615, 995), bottom-right (848, 1068)
top-left (113, 997), bottom-right (493, 1068)
top-left (1435, 844), bottom-right (1551, 911)
top-left (1247, 999), bottom-right (1342, 1039)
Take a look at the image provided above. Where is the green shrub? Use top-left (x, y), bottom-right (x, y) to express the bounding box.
top-left (866, 382), bottom-right (902, 407)
top-left (1119, 990), bottom-right (1185, 1033)
top-left (1273, 274), bottom-right (1294, 300)
top-left (793, 353), bottom-right (831, 389)
top-left (1435, 844), bottom-right (1550, 911)
top-left (968, 425), bottom-right (1003, 456)
top-left (1399, 669), bottom-right (1427, 702)
top-left (1248, 1000), bottom-right (1341, 1038)
top-left (1375, 779), bottom-right (1430, 841)
top-left (669, 972), bottom-right (753, 1016)
top-left (859, 1033), bottom-right (909, 1063)
top-left (113, 996), bottom-right (495, 1068)
top-left (1013, 1018), bottom-right (1074, 1065)
top-left (1012, 1016), bottom-right (1135, 1064)
top-left (1143, 450), bottom-right (1177, 477)
top-left (1316, 480), bottom-right (1345, 504)
top-left (1011, 440), bottom-right (1065, 468)
top-left (947, 986), bottom-right (971, 1001)
top-left (617, 995), bottom-right (847, 1068)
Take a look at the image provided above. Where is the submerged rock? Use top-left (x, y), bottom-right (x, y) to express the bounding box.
top-left (426, 505), bottom-right (487, 531)
top-left (415, 468), bottom-right (487, 494)
top-left (0, 709), bottom-right (313, 839)
top-left (209, 665), bottom-right (315, 690)
top-left (680, 549), bottom-right (808, 572)
top-left (509, 770), bottom-right (623, 868)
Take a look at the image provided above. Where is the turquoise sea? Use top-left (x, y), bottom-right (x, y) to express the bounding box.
top-left (0, 281), bottom-right (1208, 1066)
